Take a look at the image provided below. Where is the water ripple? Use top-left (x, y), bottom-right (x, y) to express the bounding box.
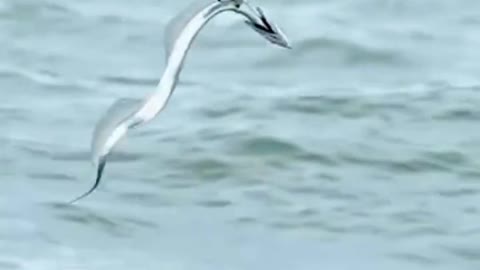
top-left (444, 245), bottom-right (480, 262)
top-left (28, 172), bottom-right (75, 182)
top-left (0, 261), bottom-right (19, 270)
top-left (337, 152), bottom-right (452, 174)
top-left (173, 157), bottom-right (233, 182)
top-left (294, 37), bottom-right (409, 66)
top-left (233, 136), bottom-right (304, 156)
top-left (45, 202), bottom-right (127, 237)
top-left (390, 253), bottom-right (439, 266)
top-left (0, 1), bottom-right (76, 21)
top-left (115, 191), bottom-right (172, 208)
top-left (100, 75), bottom-right (158, 87)
top-left (195, 199), bottom-right (232, 208)
top-left (437, 188), bottom-right (479, 198)
top-left (243, 189), bottom-right (290, 207)
top-left (434, 108), bottom-right (480, 121)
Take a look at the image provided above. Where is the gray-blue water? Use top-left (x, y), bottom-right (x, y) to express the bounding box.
top-left (2, 0), bottom-right (480, 269)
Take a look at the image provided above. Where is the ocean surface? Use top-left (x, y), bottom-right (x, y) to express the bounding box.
top-left (2, 0), bottom-right (480, 269)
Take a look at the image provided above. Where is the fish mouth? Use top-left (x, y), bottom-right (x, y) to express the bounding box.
top-left (244, 6), bottom-right (291, 49)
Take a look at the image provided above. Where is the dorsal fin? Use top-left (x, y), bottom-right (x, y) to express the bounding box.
top-left (164, 1), bottom-right (211, 60)
top-left (91, 98), bottom-right (143, 163)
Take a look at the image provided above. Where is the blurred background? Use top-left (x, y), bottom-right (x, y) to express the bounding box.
top-left (2, 0), bottom-right (480, 269)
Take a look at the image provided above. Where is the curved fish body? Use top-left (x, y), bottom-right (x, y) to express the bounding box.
top-left (70, 0), bottom-right (291, 203)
